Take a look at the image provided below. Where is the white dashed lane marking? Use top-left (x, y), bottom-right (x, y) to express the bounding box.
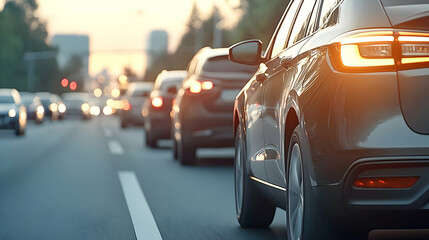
top-left (118, 171), bottom-right (163, 240)
top-left (108, 140), bottom-right (124, 155)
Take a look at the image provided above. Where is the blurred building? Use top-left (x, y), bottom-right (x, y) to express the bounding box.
top-left (146, 30), bottom-right (168, 70)
top-left (52, 34), bottom-right (90, 90)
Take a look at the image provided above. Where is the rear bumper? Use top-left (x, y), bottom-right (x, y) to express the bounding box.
top-left (179, 99), bottom-right (234, 148)
top-left (145, 110), bottom-right (171, 139)
top-left (315, 158), bottom-right (429, 229)
top-left (121, 110), bottom-right (144, 124)
top-left (0, 116), bottom-right (18, 129)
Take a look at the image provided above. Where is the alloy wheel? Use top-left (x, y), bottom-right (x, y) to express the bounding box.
top-left (234, 132), bottom-right (244, 215)
top-left (288, 143), bottom-right (304, 240)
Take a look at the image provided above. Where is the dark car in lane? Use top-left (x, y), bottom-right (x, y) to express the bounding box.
top-left (230, 0), bottom-right (429, 239)
top-left (171, 47), bottom-right (258, 164)
top-left (51, 94), bottom-right (66, 120)
top-left (0, 89), bottom-right (27, 135)
top-left (36, 92), bottom-right (59, 121)
top-left (143, 70), bottom-right (187, 148)
top-left (120, 82), bottom-right (153, 128)
top-left (20, 92), bottom-right (44, 124)
top-left (61, 92), bottom-right (91, 120)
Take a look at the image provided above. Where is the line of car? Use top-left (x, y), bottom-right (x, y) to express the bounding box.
top-left (0, 89), bottom-right (107, 136)
top-left (134, 0), bottom-right (429, 239)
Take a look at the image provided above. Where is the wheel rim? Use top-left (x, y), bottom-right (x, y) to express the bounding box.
top-left (288, 143), bottom-right (304, 240)
top-left (234, 133), bottom-right (244, 216)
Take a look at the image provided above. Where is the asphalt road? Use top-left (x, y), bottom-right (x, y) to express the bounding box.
top-left (0, 116), bottom-right (287, 240)
top-left (2, 116), bottom-right (428, 240)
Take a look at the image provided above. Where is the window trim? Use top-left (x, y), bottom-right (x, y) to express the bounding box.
top-left (265, 0), bottom-right (304, 60)
top-left (286, 0), bottom-right (321, 48)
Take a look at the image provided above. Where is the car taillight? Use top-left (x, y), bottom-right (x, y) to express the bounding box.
top-left (190, 81), bottom-right (202, 94)
top-left (151, 97), bottom-right (163, 108)
top-left (201, 81), bottom-right (213, 90)
top-left (398, 32), bottom-right (429, 65)
top-left (123, 101), bottom-right (131, 111)
top-left (188, 80), bottom-right (214, 94)
top-left (331, 30), bottom-right (429, 71)
top-left (354, 177), bottom-right (419, 188)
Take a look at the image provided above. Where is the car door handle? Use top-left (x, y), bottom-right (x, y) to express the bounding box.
top-left (256, 73), bottom-right (268, 83)
top-left (280, 57), bottom-right (292, 70)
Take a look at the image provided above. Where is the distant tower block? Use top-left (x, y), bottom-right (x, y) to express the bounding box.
top-left (52, 34), bottom-right (90, 89)
top-left (146, 30), bottom-right (168, 70)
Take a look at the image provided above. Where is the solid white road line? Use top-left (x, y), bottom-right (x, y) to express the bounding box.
top-left (118, 171), bottom-right (163, 240)
top-left (108, 140), bottom-right (124, 155)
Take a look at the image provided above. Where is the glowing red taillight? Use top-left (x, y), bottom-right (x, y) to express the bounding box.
top-left (331, 30), bottom-right (429, 72)
top-left (151, 97), bottom-right (163, 108)
top-left (123, 101), bottom-right (131, 111)
top-left (354, 177), bottom-right (419, 188)
top-left (189, 81), bottom-right (202, 94)
top-left (188, 80), bottom-right (213, 94)
top-left (201, 81), bottom-right (213, 90)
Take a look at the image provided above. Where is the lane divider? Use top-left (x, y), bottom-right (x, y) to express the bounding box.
top-left (118, 171), bottom-right (163, 240)
top-left (108, 140), bottom-right (124, 155)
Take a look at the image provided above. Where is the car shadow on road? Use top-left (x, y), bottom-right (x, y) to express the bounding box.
top-left (369, 229), bottom-right (429, 240)
top-left (194, 157), bottom-right (234, 166)
top-left (0, 130), bottom-right (20, 138)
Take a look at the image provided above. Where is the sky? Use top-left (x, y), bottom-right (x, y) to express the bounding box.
top-left (1, 0), bottom-right (239, 78)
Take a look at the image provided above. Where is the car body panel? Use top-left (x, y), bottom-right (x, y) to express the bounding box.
top-left (232, 0), bottom-right (429, 229)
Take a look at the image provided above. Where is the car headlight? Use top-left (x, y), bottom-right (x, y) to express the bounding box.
top-left (49, 103), bottom-right (58, 112)
top-left (90, 105), bottom-right (100, 116)
top-left (81, 103), bottom-right (90, 112)
top-left (36, 106), bottom-right (45, 115)
top-left (58, 103), bottom-right (66, 113)
top-left (8, 108), bottom-right (16, 118)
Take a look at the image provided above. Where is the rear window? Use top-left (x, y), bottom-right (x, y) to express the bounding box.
top-left (132, 89), bottom-right (150, 97)
top-left (0, 95), bottom-right (15, 104)
top-left (21, 96), bottom-right (34, 105)
top-left (202, 56), bottom-right (258, 74)
top-left (160, 78), bottom-right (183, 91)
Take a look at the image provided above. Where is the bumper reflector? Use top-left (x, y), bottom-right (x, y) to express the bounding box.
top-left (354, 177), bottom-right (419, 188)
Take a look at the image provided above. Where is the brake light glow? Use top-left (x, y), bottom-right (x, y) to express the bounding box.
top-left (332, 30), bottom-right (429, 71)
top-left (339, 32), bottom-right (394, 68)
top-left (190, 81), bottom-right (202, 94)
top-left (188, 80), bottom-right (214, 94)
top-left (201, 81), bottom-right (213, 90)
top-left (123, 101), bottom-right (131, 111)
top-left (341, 45), bottom-right (394, 67)
top-left (151, 97), bottom-right (163, 108)
top-left (354, 177), bottom-right (419, 188)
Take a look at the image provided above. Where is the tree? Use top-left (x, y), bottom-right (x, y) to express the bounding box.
top-left (0, 0), bottom-right (60, 93)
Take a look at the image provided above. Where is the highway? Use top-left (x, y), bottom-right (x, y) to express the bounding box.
top-left (0, 116), bottom-right (286, 240)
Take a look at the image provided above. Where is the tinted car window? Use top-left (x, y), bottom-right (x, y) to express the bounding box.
top-left (160, 78), bottom-right (183, 91)
top-left (319, 0), bottom-right (341, 28)
top-left (21, 95), bottom-right (34, 105)
top-left (288, 0), bottom-right (317, 46)
top-left (306, 0), bottom-right (321, 35)
top-left (0, 95), bottom-right (15, 104)
top-left (271, 0), bottom-right (301, 57)
top-left (202, 56), bottom-right (258, 74)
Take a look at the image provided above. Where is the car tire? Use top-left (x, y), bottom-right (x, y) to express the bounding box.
top-left (178, 132), bottom-right (196, 165)
top-left (286, 126), bottom-right (366, 240)
top-left (172, 138), bottom-right (178, 160)
top-left (235, 123), bottom-right (276, 227)
top-left (15, 125), bottom-right (24, 136)
top-left (145, 130), bottom-right (157, 148)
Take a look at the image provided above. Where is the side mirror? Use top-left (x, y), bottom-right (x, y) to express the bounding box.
top-left (167, 86), bottom-right (177, 95)
top-left (229, 40), bottom-right (263, 65)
